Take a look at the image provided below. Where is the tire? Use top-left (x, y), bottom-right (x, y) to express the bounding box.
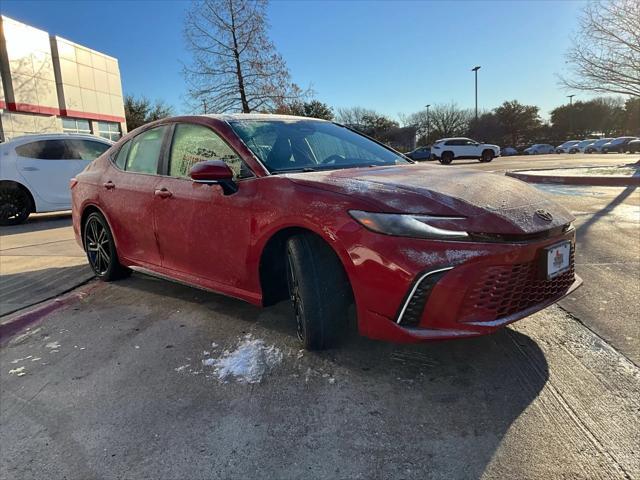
top-left (83, 212), bottom-right (130, 281)
top-left (439, 152), bottom-right (454, 165)
top-left (285, 233), bottom-right (351, 350)
top-left (0, 183), bottom-right (32, 226)
top-left (480, 150), bottom-right (494, 162)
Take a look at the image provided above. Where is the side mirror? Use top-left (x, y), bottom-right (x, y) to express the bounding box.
top-left (189, 160), bottom-right (238, 195)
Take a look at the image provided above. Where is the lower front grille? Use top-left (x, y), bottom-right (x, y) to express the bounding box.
top-left (397, 268), bottom-right (451, 327)
top-left (458, 248), bottom-right (575, 323)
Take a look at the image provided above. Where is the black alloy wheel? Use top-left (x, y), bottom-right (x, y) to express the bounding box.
top-left (83, 212), bottom-right (130, 280)
top-left (0, 184), bottom-right (31, 226)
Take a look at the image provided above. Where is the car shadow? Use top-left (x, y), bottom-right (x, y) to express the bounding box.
top-left (0, 212), bottom-right (72, 236)
top-left (120, 271), bottom-right (548, 478)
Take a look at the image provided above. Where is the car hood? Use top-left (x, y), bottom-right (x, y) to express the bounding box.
top-left (286, 164), bottom-right (574, 235)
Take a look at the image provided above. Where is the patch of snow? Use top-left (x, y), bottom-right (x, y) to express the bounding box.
top-left (203, 351), bottom-right (210, 356)
top-left (134, 345), bottom-right (140, 349)
top-left (210, 342), bottom-right (218, 349)
top-left (445, 250), bottom-right (485, 264)
top-left (174, 364), bottom-right (190, 372)
top-left (207, 336), bottom-right (282, 384)
top-left (45, 341), bottom-right (60, 349)
top-left (202, 358), bottom-right (215, 367)
top-left (9, 367), bottom-right (26, 376)
top-left (31, 357), bottom-right (41, 362)
top-left (401, 248), bottom-right (444, 265)
top-left (10, 355), bottom-right (32, 364)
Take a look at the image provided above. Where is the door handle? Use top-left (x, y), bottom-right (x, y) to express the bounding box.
top-left (22, 167), bottom-right (39, 171)
top-left (154, 187), bottom-right (173, 198)
top-left (103, 181), bottom-right (115, 190)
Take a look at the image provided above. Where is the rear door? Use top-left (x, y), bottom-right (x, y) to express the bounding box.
top-left (99, 126), bottom-right (168, 266)
top-left (15, 139), bottom-right (107, 205)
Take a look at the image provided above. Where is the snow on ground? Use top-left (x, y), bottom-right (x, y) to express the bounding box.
top-left (206, 335), bottom-right (283, 384)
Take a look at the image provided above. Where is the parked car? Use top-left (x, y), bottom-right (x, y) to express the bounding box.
top-left (569, 139), bottom-right (598, 154)
top-left (555, 140), bottom-right (580, 153)
top-left (1, 133), bottom-right (113, 225)
top-left (404, 146), bottom-right (431, 161)
top-left (626, 139), bottom-right (640, 153)
top-left (430, 137), bottom-right (500, 164)
top-left (71, 114), bottom-right (581, 350)
top-left (585, 138), bottom-right (613, 153)
top-left (501, 147), bottom-right (518, 156)
top-left (524, 144), bottom-right (555, 155)
top-left (602, 137), bottom-right (638, 153)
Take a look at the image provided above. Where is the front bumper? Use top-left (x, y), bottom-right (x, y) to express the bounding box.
top-left (345, 227), bottom-right (581, 342)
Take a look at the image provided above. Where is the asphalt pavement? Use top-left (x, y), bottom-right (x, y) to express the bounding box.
top-left (1, 153), bottom-right (638, 479)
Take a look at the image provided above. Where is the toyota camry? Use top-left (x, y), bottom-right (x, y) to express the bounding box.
top-left (71, 114), bottom-right (581, 349)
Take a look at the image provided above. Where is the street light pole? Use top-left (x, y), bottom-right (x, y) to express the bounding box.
top-left (425, 104), bottom-right (431, 143)
top-left (472, 66), bottom-right (481, 120)
top-left (567, 94), bottom-right (575, 136)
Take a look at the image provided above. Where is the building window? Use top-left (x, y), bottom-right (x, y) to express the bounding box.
top-left (97, 121), bottom-right (121, 141)
top-left (62, 118), bottom-right (91, 134)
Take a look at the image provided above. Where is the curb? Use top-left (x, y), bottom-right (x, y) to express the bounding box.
top-left (0, 281), bottom-right (101, 343)
top-left (506, 171), bottom-right (640, 187)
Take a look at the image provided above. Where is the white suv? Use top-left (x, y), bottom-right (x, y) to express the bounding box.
top-left (430, 137), bottom-right (500, 164)
top-left (0, 133), bottom-right (113, 225)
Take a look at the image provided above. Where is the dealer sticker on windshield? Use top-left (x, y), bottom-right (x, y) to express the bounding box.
top-left (545, 241), bottom-right (571, 279)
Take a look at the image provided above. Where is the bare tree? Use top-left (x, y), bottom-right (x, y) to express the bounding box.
top-left (335, 107), bottom-right (378, 126)
top-left (427, 103), bottom-right (472, 140)
top-left (560, 0), bottom-right (640, 97)
top-left (183, 0), bottom-right (306, 113)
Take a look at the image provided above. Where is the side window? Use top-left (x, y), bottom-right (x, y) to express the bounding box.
top-left (126, 126), bottom-right (167, 174)
top-left (16, 140), bottom-right (73, 159)
top-left (67, 140), bottom-right (110, 161)
top-left (114, 140), bottom-right (130, 170)
top-left (169, 123), bottom-right (252, 180)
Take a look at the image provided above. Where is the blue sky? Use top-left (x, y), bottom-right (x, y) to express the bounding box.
top-left (1, 0), bottom-right (588, 119)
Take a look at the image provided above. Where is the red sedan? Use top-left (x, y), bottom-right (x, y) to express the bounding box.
top-left (71, 114), bottom-right (581, 349)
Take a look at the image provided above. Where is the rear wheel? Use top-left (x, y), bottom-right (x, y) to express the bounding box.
top-left (0, 183), bottom-right (31, 226)
top-left (480, 150), bottom-right (494, 162)
top-left (285, 233), bottom-right (351, 350)
top-left (439, 152), bottom-right (454, 165)
top-left (83, 212), bottom-right (130, 281)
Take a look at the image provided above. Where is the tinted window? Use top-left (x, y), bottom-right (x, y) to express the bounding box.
top-left (15, 140), bottom-right (80, 160)
top-left (67, 139), bottom-right (110, 161)
top-left (169, 123), bottom-right (251, 180)
top-left (445, 140), bottom-right (461, 146)
top-left (126, 126), bottom-right (167, 174)
top-left (115, 140), bottom-right (130, 170)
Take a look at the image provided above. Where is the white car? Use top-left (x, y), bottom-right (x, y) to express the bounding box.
top-left (524, 144), bottom-right (555, 155)
top-left (430, 137), bottom-right (500, 164)
top-left (585, 138), bottom-right (613, 153)
top-left (555, 140), bottom-right (580, 153)
top-left (569, 139), bottom-right (598, 154)
top-left (0, 133), bottom-right (113, 225)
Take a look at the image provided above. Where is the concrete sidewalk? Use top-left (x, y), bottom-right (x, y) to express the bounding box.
top-left (0, 213), bottom-right (93, 317)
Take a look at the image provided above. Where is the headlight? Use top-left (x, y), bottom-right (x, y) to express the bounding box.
top-left (349, 211), bottom-right (469, 240)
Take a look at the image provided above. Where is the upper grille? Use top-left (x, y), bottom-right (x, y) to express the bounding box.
top-left (458, 248), bottom-right (575, 323)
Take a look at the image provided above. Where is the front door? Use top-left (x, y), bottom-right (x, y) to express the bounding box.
top-left (153, 122), bottom-right (256, 290)
top-left (99, 126), bottom-right (169, 266)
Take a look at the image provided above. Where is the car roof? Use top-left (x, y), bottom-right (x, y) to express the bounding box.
top-left (3, 133), bottom-right (114, 145)
top-left (202, 113), bottom-right (330, 122)
top-left (434, 137), bottom-right (469, 142)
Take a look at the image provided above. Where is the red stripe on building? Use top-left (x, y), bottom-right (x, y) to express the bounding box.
top-left (2, 101), bottom-right (124, 123)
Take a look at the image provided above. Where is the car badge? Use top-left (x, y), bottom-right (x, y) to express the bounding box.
top-left (535, 209), bottom-right (553, 222)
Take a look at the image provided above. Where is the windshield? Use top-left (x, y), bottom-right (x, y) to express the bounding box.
top-left (228, 119), bottom-right (409, 173)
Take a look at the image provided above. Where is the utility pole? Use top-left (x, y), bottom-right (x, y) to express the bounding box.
top-left (425, 104), bottom-right (431, 143)
top-left (567, 94), bottom-right (575, 136)
top-left (472, 66), bottom-right (481, 120)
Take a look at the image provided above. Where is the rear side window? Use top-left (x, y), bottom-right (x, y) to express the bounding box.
top-left (126, 126), bottom-right (167, 174)
top-left (15, 140), bottom-right (78, 160)
top-left (169, 123), bottom-right (251, 180)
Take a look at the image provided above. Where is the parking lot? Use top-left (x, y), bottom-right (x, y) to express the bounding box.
top-left (1, 153), bottom-right (639, 479)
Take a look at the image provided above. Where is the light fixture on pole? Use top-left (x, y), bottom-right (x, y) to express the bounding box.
top-left (472, 66), bottom-right (481, 120)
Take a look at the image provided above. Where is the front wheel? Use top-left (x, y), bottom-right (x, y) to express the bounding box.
top-left (0, 184), bottom-right (32, 226)
top-left (83, 212), bottom-right (130, 281)
top-left (285, 233), bottom-right (351, 350)
top-left (480, 150), bottom-right (494, 162)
